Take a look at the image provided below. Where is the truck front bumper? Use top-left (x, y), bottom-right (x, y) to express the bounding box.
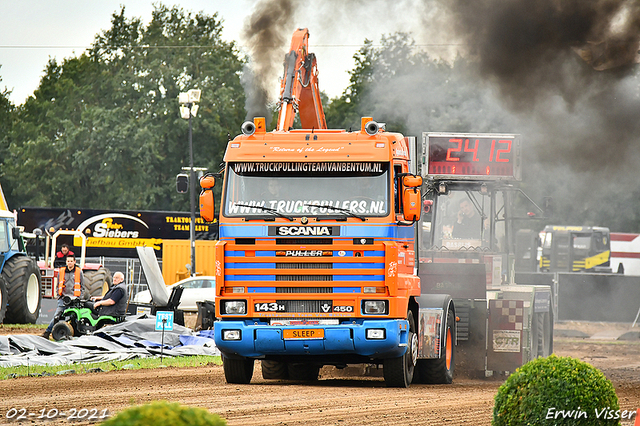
top-left (214, 319), bottom-right (409, 360)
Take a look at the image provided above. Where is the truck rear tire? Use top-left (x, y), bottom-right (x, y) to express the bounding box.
top-left (223, 356), bottom-right (254, 384)
top-left (287, 363), bottom-right (320, 381)
top-left (262, 360), bottom-right (289, 380)
top-left (383, 311), bottom-right (417, 388)
top-left (1, 256), bottom-right (42, 324)
top-left (416, 306), bottom-right (455, 384)
top-left (0, 276), bottom-right (8, 323)
top-left (84, 267), bottom-right (112, 298)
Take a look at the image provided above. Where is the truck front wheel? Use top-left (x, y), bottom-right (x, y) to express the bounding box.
top-left (383, 311), bottom-right (417, 388)
top-left (223, 355), bottom-right (254, 384)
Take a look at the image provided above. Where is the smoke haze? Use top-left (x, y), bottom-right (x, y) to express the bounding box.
top-left (239, 0), bottom-right (640, 229)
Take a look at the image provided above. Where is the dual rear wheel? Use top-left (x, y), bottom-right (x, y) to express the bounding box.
top-left (414, 307), bottom-right (456, 384)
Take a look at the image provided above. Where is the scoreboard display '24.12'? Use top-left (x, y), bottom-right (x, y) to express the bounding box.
top-left (424, 133), bottom-right (521, 180)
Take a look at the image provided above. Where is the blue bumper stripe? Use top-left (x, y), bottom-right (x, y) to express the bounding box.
top-left (214, 319), bottom-right (409, 359)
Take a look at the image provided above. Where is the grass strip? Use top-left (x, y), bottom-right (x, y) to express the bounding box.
top-left (1, 355), bottom-right (222, 380)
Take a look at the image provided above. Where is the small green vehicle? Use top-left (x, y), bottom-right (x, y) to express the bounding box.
top-left (51, 296), bottom-right (124, 340)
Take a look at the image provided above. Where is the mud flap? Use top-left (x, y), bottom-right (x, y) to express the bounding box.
top-left (414, 293), bottom-right (454, 359)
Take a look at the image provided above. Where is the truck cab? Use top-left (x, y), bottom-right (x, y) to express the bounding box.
top-left (201, 118), bottom-right (442, 387)
top-left (539, 225), bottom-right (612, 273)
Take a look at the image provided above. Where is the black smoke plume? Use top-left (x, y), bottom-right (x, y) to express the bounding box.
top-left (241, 0), bottom-right (297, 124)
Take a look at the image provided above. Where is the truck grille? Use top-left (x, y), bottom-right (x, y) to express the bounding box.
top-left (276, 275), bottom-right (333, 281)
top-left (277, 300), bottom-right (333, 313)
top-left (275, 287), bottom-right (333, 293)
top-left (276, 263), bottom-right (331, 269)
top-left (224, 240), bottom-right (385, 289)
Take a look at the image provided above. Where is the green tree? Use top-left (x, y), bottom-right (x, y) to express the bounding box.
top-left (0, 73), bottom-right (15, 201)
top-left (3, 4), bottom-right (245, 211)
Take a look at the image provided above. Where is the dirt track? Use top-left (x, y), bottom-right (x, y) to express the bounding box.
top-left (1, 333), bottom-right (640, 426)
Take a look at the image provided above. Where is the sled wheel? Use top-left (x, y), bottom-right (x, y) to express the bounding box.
top-left (531, 310), bottom-right (553, 358)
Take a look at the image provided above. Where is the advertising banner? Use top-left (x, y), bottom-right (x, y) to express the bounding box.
top-left (18, 207), bottom-right (218, 257)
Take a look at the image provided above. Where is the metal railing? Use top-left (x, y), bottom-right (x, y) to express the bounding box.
top-left (85, 257), bottom-right (158, 299)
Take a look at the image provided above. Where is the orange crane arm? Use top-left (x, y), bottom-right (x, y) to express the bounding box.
top-left (276, 28), bottom-right (327, 131)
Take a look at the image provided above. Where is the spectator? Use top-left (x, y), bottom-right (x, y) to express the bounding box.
top-left (54, 243), bottom-right (75, 268)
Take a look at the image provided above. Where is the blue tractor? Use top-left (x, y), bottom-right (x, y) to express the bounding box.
top-left (0, 210), bottom-right (42, 324)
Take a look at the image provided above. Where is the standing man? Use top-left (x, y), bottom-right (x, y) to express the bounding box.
top-left (91, 271), bottom-right (128, 317)
top-left (54, 243), bottom-right (75, 267)
top-left (42, 254), bottom-right (85, 340)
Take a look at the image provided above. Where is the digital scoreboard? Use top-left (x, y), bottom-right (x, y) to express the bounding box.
top-left (422, 133), bottom-right (521, 180)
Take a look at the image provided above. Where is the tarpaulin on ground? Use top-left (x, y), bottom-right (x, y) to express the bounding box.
top-left (0, 315), bottom-right (220, 368)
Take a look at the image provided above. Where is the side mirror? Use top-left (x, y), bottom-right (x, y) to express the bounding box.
top-left (402, 175), bottom-right (422, 188)
top-left (200, 175), bottom-right (215, 189)
top-left (199, 190), bottom-right (215, 222)
top-left (199, 175), bottom-right (216, 223)
top-left (402, 188), bottom-right (422, 222)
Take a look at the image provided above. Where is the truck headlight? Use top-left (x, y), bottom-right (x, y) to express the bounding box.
top-left (223, 300), bottom-right (247, 315)
top-left (362, 300), bottom-right (388, 315)
top-left (222, 330), bottom-right (242, 340)
top-left (366, 328), bottom-right (386, 339)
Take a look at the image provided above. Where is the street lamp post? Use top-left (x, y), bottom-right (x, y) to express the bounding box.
top-left (179, 89), bottom-right (201, 277)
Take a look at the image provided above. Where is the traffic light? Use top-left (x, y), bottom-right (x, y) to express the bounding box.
top-left (176, 173), bottom-right (189, 193)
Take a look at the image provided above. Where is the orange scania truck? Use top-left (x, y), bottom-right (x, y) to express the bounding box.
top-left (198, 29), bottom-right (552, 387)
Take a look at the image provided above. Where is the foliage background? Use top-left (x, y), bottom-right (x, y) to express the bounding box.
top-left (0, 5), bottom-right (245, 211)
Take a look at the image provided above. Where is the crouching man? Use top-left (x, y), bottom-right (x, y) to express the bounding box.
top-left (92, 271), bottom-right (128, 316)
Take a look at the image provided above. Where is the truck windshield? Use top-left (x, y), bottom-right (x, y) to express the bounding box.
top-left (431, 189), bottom-right (502, 250)
top-left (223, 162), bottom-right (389, 217)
